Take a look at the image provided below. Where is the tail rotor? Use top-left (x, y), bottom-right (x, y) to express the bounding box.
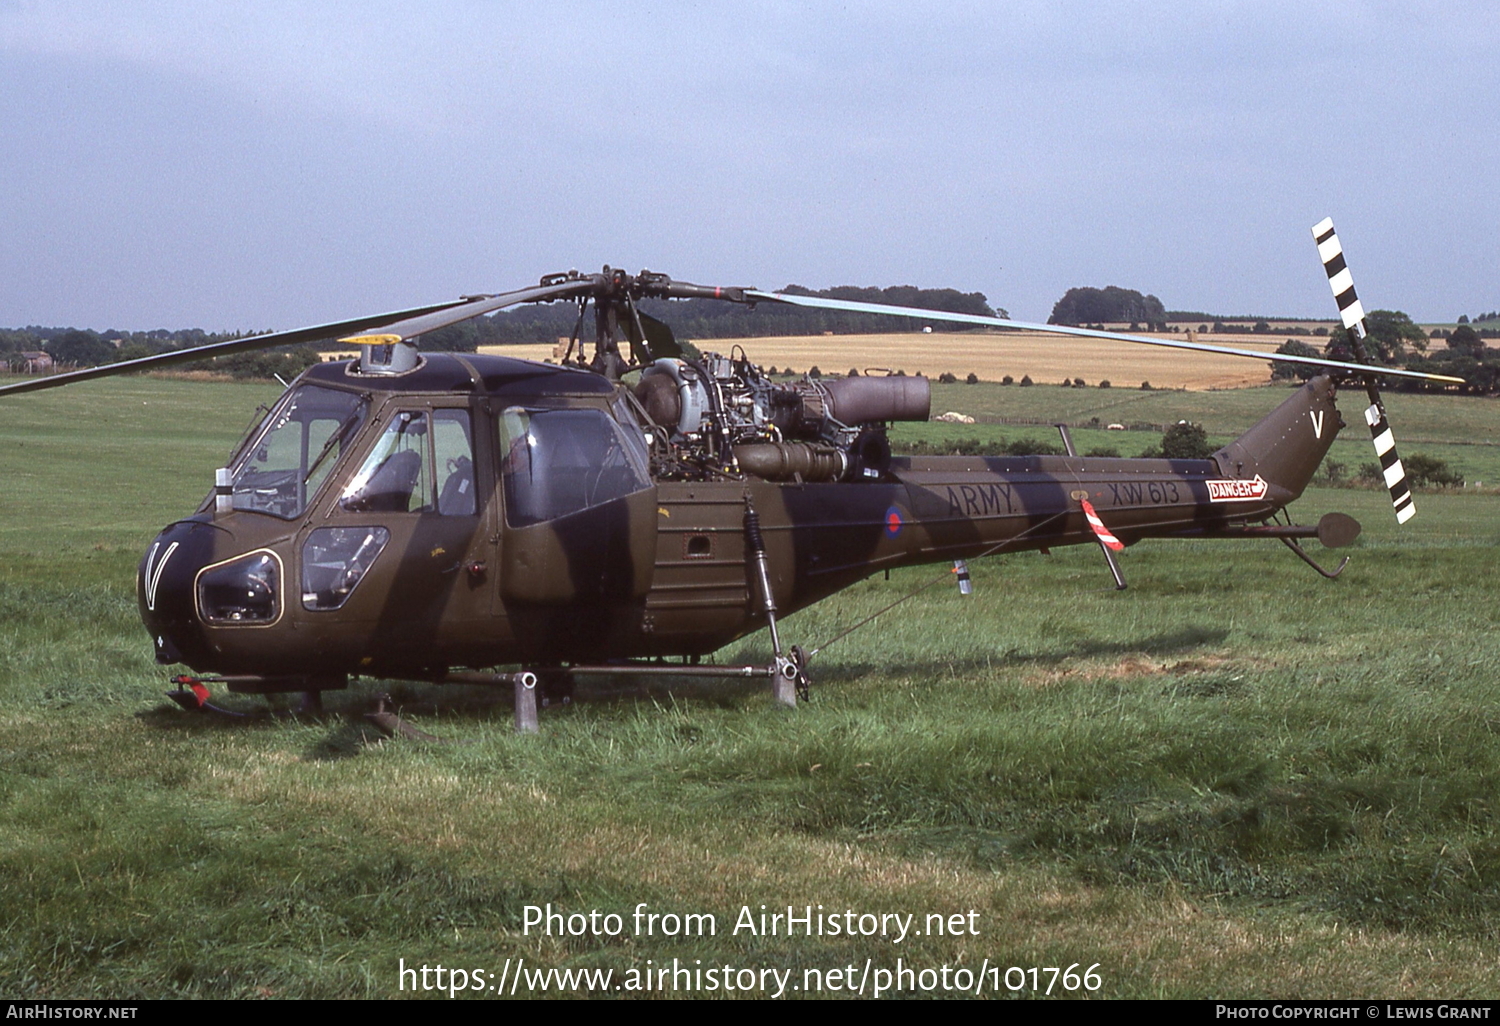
top-left (1311, 217), bottom-right (1416, 524)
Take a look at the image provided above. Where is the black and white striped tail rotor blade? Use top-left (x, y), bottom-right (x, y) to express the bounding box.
top-left (1313, 217), bottom-right (1367, 339)
top-left (1365, 403), bottom-right (1416, 523)
top-left (1312, 217), bottom-right (1415, 524)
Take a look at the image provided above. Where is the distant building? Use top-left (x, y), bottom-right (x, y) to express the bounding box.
top-left (19, 351), bottom-right (53, 373)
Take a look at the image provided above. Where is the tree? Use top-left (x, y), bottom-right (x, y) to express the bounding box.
top-left (1362, 453), bottom-right (1461, 488)
top-left (1361, 309), bottom-right (1427, 359)
top-left (1048, 286), bottom-right (1166, 326)
top-left (0, 328), bottom-right (42, 358)
top-left (45, 329), bottom-right (117, 367)
top-left (1161, 421), bottom-right (1214, 459)
top-left (1270, 339), bottom-right (1321, 381)
top-left (1448, 324), bottom-right (1485, 358)
top-left (116, 342), bottom-right (156, 362)
top-left (419, 324), bottom-right (479, 352)
top-left (1404, 454), bottom-right (1462, 488)
top-left (207, 345), bottom-right (322, 380)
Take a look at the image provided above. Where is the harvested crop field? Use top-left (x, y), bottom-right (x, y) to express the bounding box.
top-left (479, 331), bottom-right (1288, 390)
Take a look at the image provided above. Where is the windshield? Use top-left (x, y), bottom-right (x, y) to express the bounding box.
top-left (231, 384), bottom-right (368, 519)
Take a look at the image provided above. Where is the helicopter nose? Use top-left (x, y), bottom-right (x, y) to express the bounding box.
top-left (138, 516), bottom-right (218, 666)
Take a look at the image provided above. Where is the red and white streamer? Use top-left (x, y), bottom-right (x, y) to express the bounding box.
top-left (1081, 499), bottom-right (1124, 552)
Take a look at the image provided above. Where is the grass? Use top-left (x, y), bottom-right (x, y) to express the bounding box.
top-left (2, 377), bottom-right (1500, 999)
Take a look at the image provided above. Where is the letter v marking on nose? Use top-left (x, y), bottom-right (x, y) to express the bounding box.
top-left (145, 541), bottom-right (179, 611)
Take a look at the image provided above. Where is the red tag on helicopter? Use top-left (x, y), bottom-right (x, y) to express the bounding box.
top-left (1081, 499), bottom-right (1124, 552)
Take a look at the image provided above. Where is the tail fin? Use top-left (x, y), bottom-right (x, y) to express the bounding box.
top-left (1214, 375), bottom-right (1342, 505)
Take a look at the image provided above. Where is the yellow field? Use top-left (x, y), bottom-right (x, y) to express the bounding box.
top-left (477, 330), bottom-right (1290, 390)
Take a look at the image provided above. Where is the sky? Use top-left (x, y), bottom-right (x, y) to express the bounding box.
top-left (2, 1), bottom-right (1496, 332)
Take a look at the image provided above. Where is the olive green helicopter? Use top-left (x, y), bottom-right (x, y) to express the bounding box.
top-left (0, 219), bottom-right (1460, 732)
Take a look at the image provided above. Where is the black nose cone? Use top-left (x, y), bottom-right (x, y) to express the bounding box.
top-left (138, 516), bottom-right (218, 666)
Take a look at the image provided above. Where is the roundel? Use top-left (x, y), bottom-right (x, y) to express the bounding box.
top-left (884, 505), bottom-right (904, 537)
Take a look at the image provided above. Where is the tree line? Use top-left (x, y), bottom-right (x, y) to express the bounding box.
top-left (1270, 311), bottom-right (1500, 393)
top-left (0, 326), bottom-right (324, 379)
top-left (1043, 284), bottom-right (1500, 395)
top-left (1, 284), bottom-right (1004, 374)
top-left (479, 285), bottom-right (1003, 344)
top-left (12, 283), bottom-right (1498, 395)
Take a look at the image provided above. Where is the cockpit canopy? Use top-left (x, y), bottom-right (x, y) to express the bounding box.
top-left (227, 369), bottom-right (650, 527)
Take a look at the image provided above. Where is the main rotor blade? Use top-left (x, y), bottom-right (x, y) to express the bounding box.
top-left (0, 280), bottom-right (589, 399)
top-left (358, 280), bottom-right (586, 340)
top-left (743, 290), bottom-right (1463, 385)
top-left (0, 299), bottom-right (462, 398)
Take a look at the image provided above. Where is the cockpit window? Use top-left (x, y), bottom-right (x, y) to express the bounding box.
top-left (498, 406), bottom-right (650, 527)
top-left (231, 385), bottom-right (368, 520)
top-left (339, 409), bottom-right (476, 515)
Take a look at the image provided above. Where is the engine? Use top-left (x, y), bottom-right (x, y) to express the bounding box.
top-left (632, 352), bottom-right (930, 482)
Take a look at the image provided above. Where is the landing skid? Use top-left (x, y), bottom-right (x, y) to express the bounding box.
top-left (165, 674), bottom-right (331, 719)
top-left (165, 654), bottom-right (811, 738)
top-left (165, 685), bottom-right (250, 719)
top-left (442, 654), bottom-right (810, 733)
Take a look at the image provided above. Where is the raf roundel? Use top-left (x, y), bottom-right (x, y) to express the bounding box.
top-left (884, 506), bottom-right (905, 538)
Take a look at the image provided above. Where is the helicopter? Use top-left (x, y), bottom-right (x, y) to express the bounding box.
top-left (0, 219), bottom-right (1461, 732)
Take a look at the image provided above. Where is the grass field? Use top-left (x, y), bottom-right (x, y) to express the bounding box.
top-left (2, 376), bottom-right (1499, 999)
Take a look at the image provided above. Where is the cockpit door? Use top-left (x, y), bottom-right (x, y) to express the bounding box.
top-left (496, 405), bottom-right (656, 605)
top-left (294, 404), bottom-right (495, 667)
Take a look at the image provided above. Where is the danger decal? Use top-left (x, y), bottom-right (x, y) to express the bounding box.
top-left (1206, 475), bottom-right (1269, 502)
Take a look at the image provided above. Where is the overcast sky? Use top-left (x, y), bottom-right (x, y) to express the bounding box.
top-left (2, 1), bottom-right (1496, 331)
